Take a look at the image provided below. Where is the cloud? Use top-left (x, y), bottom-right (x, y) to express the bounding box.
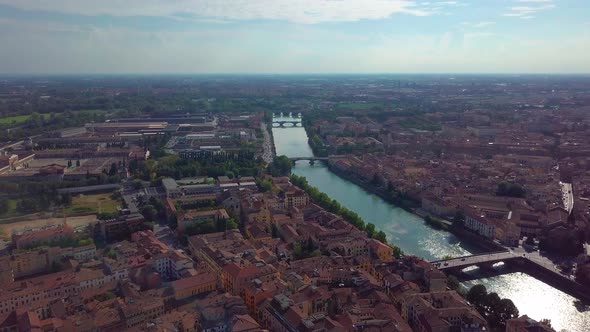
top-left (464, 32), bottom-right (496, 38)
top-left (0, 0), bottom-right (441, 24)
top-left (502, 3), bottom-right (555, 18)
top-left (472, 21), bottom-right (495, 28)
top-left (0, 18), bottom-right (86, 33)
top-left (517, 0), bottom-right (553, 3)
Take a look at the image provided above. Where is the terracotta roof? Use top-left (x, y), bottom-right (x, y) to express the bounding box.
top-left (172, 273), bottom-right (216, 291)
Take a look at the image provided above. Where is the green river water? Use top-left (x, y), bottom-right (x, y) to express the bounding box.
top-left (272, 118), bottom-right (589, 331)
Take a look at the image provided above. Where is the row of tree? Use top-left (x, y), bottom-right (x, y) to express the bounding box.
top-left (290, 174), bottom-right (403, 258)
top-left (130, 151), bottom-right (261, 181)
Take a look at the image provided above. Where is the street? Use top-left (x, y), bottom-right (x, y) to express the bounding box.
top-left (260, 122), bottom-right (274, 163)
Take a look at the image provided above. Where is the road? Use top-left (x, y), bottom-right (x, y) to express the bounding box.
top-left (560, 182), bottom-right (574, 213)
top-left (260, 122), bottom-right (274, 163)
top-left (432, 251), bottom-right (515, 269)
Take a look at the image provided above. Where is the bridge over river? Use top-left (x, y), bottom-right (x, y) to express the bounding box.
top-left (272, 120), bottom-right (302, 127)
top-left (432, 251), bottom-right (590, 303)
top-left (289, 157), bottom-right (329, 162)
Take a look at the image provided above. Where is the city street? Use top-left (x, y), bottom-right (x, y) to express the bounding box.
top-left (560, 182), bottom-right (574, 213)
top-left (260, 122), bottom-right (274, 163)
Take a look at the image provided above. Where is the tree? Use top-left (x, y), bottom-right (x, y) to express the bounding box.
top-left (539, 319), bottom-right (552, 328)
top-left (371, 173), bottom-right (380, 186)
top-left (109, 163), bottom-right (118, 176)
top-left (106, 249), bottom-right (117, 259)
top-left (466, 284), bottom-right (519, 329)
top-left (447, 275), bottom-right (460, 290)
top-left (141, 205), bottom-right (157, 222)
top-left (496, 182), bottom-right (526, 198)
top-left (271, 223), bottom-right (279, 239)
top-left (133, 179), bottom-right (143, 190)
top-left (257, 179), bottom-right (273, 192)
top-left (453, 210), bottom-right (465, 227)
top-left (0, 199), bottom-right (8, 215)
top-left (374, 230), bottom-right (387, 243)
top-left (76, 159), bottom-right (81, 167)
top-left (61, 193), bottom-right (72, 206)
top-left (387, 181), bottom-right (394, 192)
top-left (269, 155), bottom-right (293, 176)
top-left (365, 223), bottom-right (376, 238)
top-left (466, 284), bottom-right (488, 310)
top-left (306, 236), bottom-right (315, 252)
top-left (17, 198), bottom-right (38, 213)
top-left (483, 292), bottom-right (501, 315)
top-left (489, 298), bottom-right (519, 329)
top-left (98, 212), bottom-right (118, 220)
top-left (391, 245), bottom-right (404, 259)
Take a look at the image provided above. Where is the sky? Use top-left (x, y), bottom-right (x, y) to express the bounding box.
top-left (0, 0), bottom-right (589, 74)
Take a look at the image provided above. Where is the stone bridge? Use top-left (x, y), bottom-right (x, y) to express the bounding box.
top-left (289, 157), bottom-right (329, 165)
top-left (272, 120), bottom-right (303, 127)
top-left (431, 251), bottom-right (516, 271)
top-left (431, 251), bottom-right (590, 303)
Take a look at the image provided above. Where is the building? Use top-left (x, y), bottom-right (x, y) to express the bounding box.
top-left (162, 178), bottom-right (181, 198)
top-left (367, 239), bottom-right (394, 262)
top-left (506, 315), bottom-right (555, 332)
top-left (0, 247), bottom-right (62, 279)
top-left (177, 209), bottom-right (230, 233)
top-left (171, 273), bottom-right (217, 301)
top-left (12, 225), bottom-right (74, 250)
top-left (464, 211), bottom-right (497, 239)
top-left (401, 291), bottom-right (488, 332)
top-left (421, 194), bottom-right (457, 218)
top-left (97, 214), bottom-right (145, 241)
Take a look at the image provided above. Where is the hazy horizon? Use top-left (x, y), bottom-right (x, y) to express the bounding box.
top-left (1, 0), bottom-right (589, 74)
top-left (3, 72), bottom-right (590, 78)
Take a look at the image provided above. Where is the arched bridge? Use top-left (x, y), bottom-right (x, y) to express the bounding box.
top-left (289, 157), bottom-right (329, 163)
top-left (272, 120), bottom-right (302, 127)
top-left (431, 251), bottom-right (590, 303)
top-left (289, 157), bottom-right (329, 165)
top-left (431, 251), bottom-right (516, 272)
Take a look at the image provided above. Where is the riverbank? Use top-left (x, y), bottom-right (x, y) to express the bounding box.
top-left (274, 124), bottom-right (590, 330)
top-left (326, 159), bottom-right (506, 253)
top-left (260, 121), bottom-right (276, 164)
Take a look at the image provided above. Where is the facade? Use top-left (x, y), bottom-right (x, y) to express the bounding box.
top-left (464, 212), bottom-right (496, 239)
top-left (402, 292), bottom-right (488, 332)
top-left (178, 209), bottom-right (230, 233)
top-left (172, 273), bottom-right (217, 300)
top-left (12, 225), bottom-right (74, 250)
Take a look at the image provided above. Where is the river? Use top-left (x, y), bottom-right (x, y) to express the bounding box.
top-left (272, 118), bottom-right (590, 331)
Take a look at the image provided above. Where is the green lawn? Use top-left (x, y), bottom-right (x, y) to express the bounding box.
top-left (0, 113), bottom-right (56, 126)
top-left (0, 110), bottom-right (108, 127)
top-left (0, 115), bottom-right (34, 125)
top-left (0, 199), bottom-right (19, 218)
top-left (65, 194), bottom-right (120, 215)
